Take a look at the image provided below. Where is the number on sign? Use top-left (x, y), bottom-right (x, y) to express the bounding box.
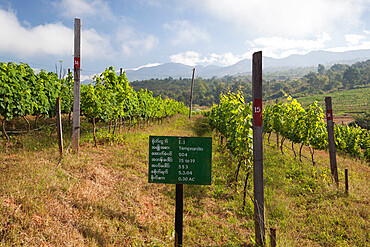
top-left (74, 57), bottom-right (80, 68)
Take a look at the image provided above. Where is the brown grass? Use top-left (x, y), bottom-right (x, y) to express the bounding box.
top-left (1, 115), bottom-right (369, 246)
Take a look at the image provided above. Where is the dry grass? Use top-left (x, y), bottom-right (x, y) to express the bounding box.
top-left (0, 115), bottom-right (369, 246)
top-left (0, 115), bottom-right (254, 246)
top-left (264, 132), bottom-right (369, 246)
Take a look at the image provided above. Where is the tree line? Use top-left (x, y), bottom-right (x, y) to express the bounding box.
top-left (131, 60), bottom-right (370, 107)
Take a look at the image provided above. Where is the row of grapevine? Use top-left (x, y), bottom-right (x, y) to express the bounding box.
top-left (208, 92), bottom-right (369, 168)
top-left (80, 67), bottom-right (188, 146)
top-left (263, 97), bottom-right (327, 162)
top-left (334, 124), bottom-right (370, 160)
top-left (0, 62), bottom-right (187, 144)
top-left (208, 92), bottom-right (253, 207)
top-left (0, 62), bottom-right (73, 141)
top-left (208, 92), bottom-right (253, 179)
top-left (264, 97), bottom-right (370, 161)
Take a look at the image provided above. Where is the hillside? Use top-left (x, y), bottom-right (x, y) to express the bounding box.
top-left (131, 60), bottom-right (370, 122)
top-left (0, 114), bottom-right (369, 246)
top-left (125, 49), bottom-right (370, 81)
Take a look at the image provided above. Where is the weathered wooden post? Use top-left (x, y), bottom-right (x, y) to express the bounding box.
top-left (252, 51), bottom-right (265, 246)
top-left (175, 183), bottom-right (183, 246)
top-left (189, 68), bottom-right (195, 119)
top-left (345, 168), bottom-right (349, 195)
top-left (56, 97), bottom-right (63, 155)
top-left (72, 18), bottom-right (81, 153)
top-left (270, 227), bottom-right (277, 247)
top-left (119, 68), bottom-right (123, 131)
top-left (276, 99), bottom-right (279, 149)
top-left (325, 97), bottom-right (339, 186)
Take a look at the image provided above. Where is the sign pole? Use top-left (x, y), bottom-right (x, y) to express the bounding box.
top-left (175, 184), bottom-right (183, 246)
top-left (325, 97), bottom-right (339, 186)
top-left (181, 67), bottom-right (196, 245)
top-left (72, 18), bottom-right (81, 153)
top-left (148, 136), bottom-right (212, 247)
top-left (252, 51), bottom-right (265, 246)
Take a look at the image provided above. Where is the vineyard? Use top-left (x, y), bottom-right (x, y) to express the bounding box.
top-left (0, 62), bottom-right (187, 144)
top-left (209, 92), bottom-right (370, 164)
top-left (0, 61), bottom-right (369, 246)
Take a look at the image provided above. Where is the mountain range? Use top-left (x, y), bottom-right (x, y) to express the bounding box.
top-left (124, 49), bottom-right (370, 81)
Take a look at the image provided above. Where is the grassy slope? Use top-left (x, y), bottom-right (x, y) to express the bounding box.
top-left (0, 115), bottom-right (369, 246)
top-left (294, 86), bottom-right (370, 116)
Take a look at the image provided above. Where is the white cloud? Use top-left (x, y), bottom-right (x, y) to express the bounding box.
top-left (139, 0), bottom-right (163, 7)
top-left (246, 33), bottom-right (331, 58)
top-left (206, 52), bottom-right (248, 66)
top-left (193, 0), bottom-right (367, 38)
top-left (82, 29), bottom-right (114, 59)
top-left (170, 51), bottom-right (248, 66)
top-left (56, 0), bottom-right (113, 20)
top-left (0, 8), bottom-right (113, 59)
top-left (0, 8), bottom-right (72, 56)
top-left (329, 30), bottom-right (370, 52)
top-left (170, 51), bottom-right (204, 66)
top-left (163, 20), bottom-right (210, 46)
top-left (118, 26), bottom-right (159, 56)
top-left (128, 63), bottom-right (163, 71)
top-left (345, 34), bottom-right (366, 46)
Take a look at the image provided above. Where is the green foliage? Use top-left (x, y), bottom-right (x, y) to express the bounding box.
top-left (0, 62), bottom-right (33, 121)
top-left (264, 97), bottom-right (327, 150)
top-left (35, 70), bottom-right (61, 117)
top-left (0, 62), bottom-right (74, 124)
top-left (353, 110), bottom-right (370, 129)
top-left (335, 124), bottom-right (370, 161)
top-left (131, 76), bottom-right (251, 107)
top-left (208, 91), bottom-right (253, 166)
top-left (264, 97), bottom-right (370, 161)
top-left (60, 71), bottom-right (74, 114)
top-left (80, 67), bottom-right (188, 128)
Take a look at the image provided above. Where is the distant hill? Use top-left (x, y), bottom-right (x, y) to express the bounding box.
top-left (125, 49), bottom-right (370, 81)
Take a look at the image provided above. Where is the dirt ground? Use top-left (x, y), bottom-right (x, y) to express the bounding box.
top-left (333, 115), bottom-right (355, 125)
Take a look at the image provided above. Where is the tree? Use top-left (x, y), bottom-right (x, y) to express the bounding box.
top-left (343, 67), bottom-right (360, 88)
top-left (318, 64), bottom-right (325, 75)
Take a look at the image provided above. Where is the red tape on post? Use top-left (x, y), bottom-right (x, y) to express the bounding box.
top-left (74, 57), bottom-right (80, 69)
top-left (254, 98), bottom-right (263, 126)
top-left (326, 109), bottom-right (333, 121)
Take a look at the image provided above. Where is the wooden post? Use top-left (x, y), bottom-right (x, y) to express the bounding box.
top-left (345, 168), bottom-right (349, 195)
top-left (270, 228), bottom-right (277, 247)
top-left (275, 99), bottom-right (279, 149)
top-left (189, 68), bottom-right (195, 119)
top-left (175, 184), bottom-right (183, 246)
top-left (72, 18), bottom-right (81, 153)
top-left (325, 97), bottom-right (339, 186)
top-left (67, 69), bottom-right (72, 125)
top-left (119, 68), bottom-right (123, 130)
top-left (56, 98), bottom-right (63, 155)
top-left (252, 51), bottom-right (265, 246)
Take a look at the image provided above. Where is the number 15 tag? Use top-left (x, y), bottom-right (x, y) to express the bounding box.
top-left (254, 98), bottom-right (263, 126)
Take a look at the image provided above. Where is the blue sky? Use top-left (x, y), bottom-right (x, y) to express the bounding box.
top-left (0, 0), bottom-right (369, 79)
